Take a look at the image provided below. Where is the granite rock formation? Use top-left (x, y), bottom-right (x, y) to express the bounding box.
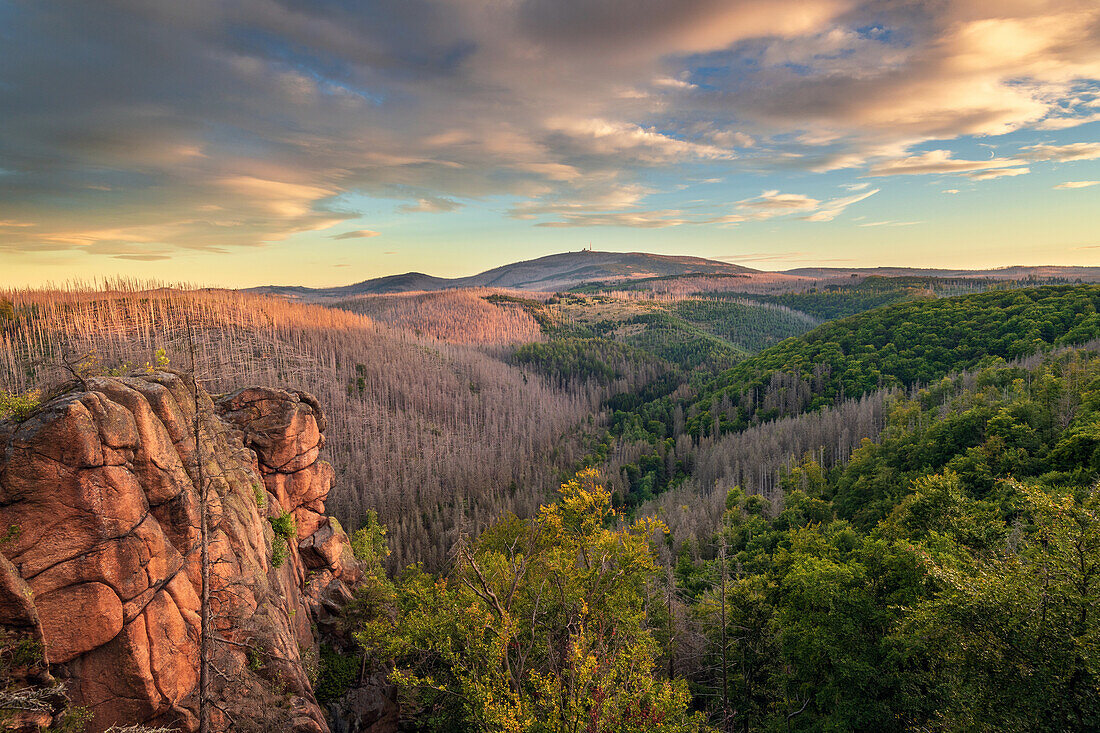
top-left (0, 372), bottom-right (385, 732)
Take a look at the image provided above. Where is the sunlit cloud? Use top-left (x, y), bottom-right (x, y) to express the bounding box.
top-left (737, 190), bottom-right (820, 214)
top-left (332, 230), bottom-right (381, 240)
top-left (1038, 112), bottom-right (1100, 130)
top-left (865, 150), bottom-right (1028, 177)
top-left (1021, 143), bottom-right (1100, 162)
top-left (964, 167), bottom-right (1030, 181)
top-left (1055, 180), bottom-right (1100, 189)
top-left (398, 196), bottom-right (462, 214)
top-left (0, 0), bottom-right (1097, 268)
top-left (801, 189), bottom-right (879, 222)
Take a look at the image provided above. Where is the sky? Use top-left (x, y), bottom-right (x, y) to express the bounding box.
top-left (1, 0), bottom-right (1099, 287)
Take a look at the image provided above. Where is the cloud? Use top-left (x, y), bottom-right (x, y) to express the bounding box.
top-left (964, 167), bottom-right (1030, 181)
top-left (1021, 143), bottom-right (1100, 162)
top-left (858, 220), bottom-right (921, 227)
top-left (942, 189), bottom-right (961, 194)
top-left (801, 189), bottom-right (879, 222)
top-left (536, 210), bottom-right (690, 228)
top-left (717, 251), bottom-right (853, 263)
top-left (717, 251), bottom-right (807, 262)
top-left (516, 182), bottom-right (878, 228)
top-left (866, 150), bottom-right (1028, 177)
top-left (544, 118), bottom-right (733, 164)
top-left (509, 183), bottom-right (652, 220)
top-left (1038, 112), bottom-right (1100, 130)
top-left (398, 196), bottom-right (461, 213)
top-left (747, 5), bottom-right (1100, 141)
top-left (737, 190), bottom-right (820, 213)
top-left (653, 76), bottom-right (698, 90)
top-left (525, 185), bottom-right (879, 228)
top-left (0, 0), bottom-right (1098, 262)
top-left (332, 229), bottom-right (381, 239)
top-left (1055, 180), bottom-right (1100, 189)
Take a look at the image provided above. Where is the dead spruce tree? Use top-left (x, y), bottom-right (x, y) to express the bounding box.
top-left (184, 316), bottom-right (212, 733)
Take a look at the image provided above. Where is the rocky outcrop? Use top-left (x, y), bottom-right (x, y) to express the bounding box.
top-left (0, 373), bottom-right (373, 732)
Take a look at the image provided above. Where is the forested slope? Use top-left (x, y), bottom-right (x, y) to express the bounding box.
top-left (718, 275), bottom-right (1008, 320)
top-left (504, 292), bottom-right (817, 376)
top-left (328, 344), bottom-right (1100, 732)
top-left (0, 286), bottom-right (604, 569)
top-left (588, 285), bottom-right (1100, 516)
top-left (692, 285), bottom-right (1100, 433)
top-left (663, 345), bottom-right (1100, 731)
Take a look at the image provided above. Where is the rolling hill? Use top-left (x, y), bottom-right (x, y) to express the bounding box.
top-left (253, 250), bottom-right (760, 298)
top-left (254, 250), bottom-right (1100, 300)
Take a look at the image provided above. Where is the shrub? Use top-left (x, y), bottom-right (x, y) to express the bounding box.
top-left (0, 525), bottom-right (20, 546)
top-left (351, 510), bottom-right (389, 567)
top-left (269, 511), bottom-right (296, 540)
top-left (314, 644), bottom-right (359, 703)
top-left (271, 541), bottom-right (288, 569)
top-left (0, 390), bottom-right (40, 422)
top-left (247, 645), bottom-right (265, 673)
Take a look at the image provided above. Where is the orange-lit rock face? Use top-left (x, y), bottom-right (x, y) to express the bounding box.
top-left (217, 387), bottom-right (340, 545)
top-left (0, 373), bottom-right (360, 733)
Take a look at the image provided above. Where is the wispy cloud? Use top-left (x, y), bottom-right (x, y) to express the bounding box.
top-left (866, 150), bottom-right (1028, 177)
top-left (1038, 113), bottom-right (1100, 130)
top-left (801, 189), bottom-right (879, 222)
top-left (1021, 143), bottom-right (1100, 162)
top-left (1055, 181), bottom-right (1100, 189)
top-left (398, 196), bottom-right (461, 214)
top-left (331, 230), bottom-right (380, 240)
top-left (964, 167), bottom-right (1030, 181)
top-left (717, 252), bottom-right (854, 263)
top-left (736, 190), bottom-right (820, 214)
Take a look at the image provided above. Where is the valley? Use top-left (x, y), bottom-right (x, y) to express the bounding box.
top-left (4, 0), bottom-right (1097, 728)
top-left (4, 252), bottom-right (1100, 731)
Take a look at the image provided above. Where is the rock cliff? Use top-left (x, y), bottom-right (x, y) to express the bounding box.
top-left (0, 372), bottom-right (383, 732)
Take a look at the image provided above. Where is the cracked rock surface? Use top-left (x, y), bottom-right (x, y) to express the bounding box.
top-left (0, 373), bottom-right (372, 733)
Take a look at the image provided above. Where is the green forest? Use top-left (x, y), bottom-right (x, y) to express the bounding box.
top-left (329, 349), bottom-right (1100, 732)
top-left (309, 284), bottom-right (1100, 732)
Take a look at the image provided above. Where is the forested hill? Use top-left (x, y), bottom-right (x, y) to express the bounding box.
top-left (691, 285), bottom-right (1100, 434)
top-left (254, 250), bottom-right (759, 298)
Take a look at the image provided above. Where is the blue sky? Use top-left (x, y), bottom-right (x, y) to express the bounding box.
top-left (1, 0), bottom-right (1098, 286)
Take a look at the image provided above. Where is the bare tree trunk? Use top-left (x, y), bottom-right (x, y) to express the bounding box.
top-left (187, 316), bottom-right (211, 733)
top-left (666, 566), bottom-right (675, 681)
top-left (719, 537), bottom-right (729, 733)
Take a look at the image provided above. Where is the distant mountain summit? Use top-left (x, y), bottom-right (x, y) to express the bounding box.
top-left (251, 250), bottom-right (758, 298)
